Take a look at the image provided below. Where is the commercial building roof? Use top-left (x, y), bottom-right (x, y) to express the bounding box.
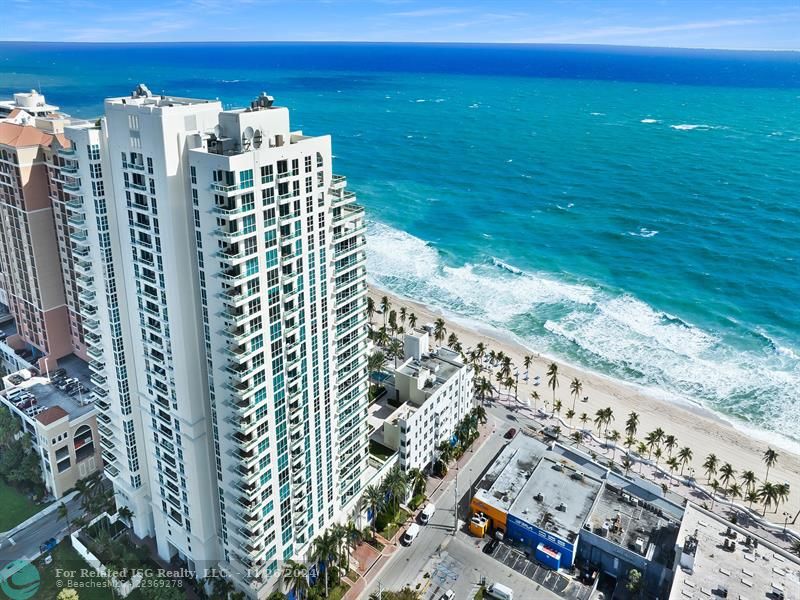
top-left (671, 503), bottom-right (800, 600)
top-left (509, 456), bottom-right (603, 544)
top-left (396, 349), bottom-right (463, 402)
top-left (473, 434), bottom-right (549, 514)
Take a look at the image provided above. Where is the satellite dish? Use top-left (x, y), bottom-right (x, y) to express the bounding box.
top-left (242, 126), bottom-right (254, 150)
top-left (253, 129), bottom-right (263, 148)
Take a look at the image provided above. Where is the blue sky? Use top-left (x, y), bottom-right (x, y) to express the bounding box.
top-left (5, 0), bottom-right (800, 50)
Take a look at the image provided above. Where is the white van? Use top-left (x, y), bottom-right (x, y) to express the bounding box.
top-left (486, 582), bottom-right (514, 600)
top-left (401, 523), bottom-right (420, 545)
top-left (419, 503), bottom-right (436, 525)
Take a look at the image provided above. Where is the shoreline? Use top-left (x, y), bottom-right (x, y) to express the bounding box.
top-left (368, 283), bottom-right (800, 523)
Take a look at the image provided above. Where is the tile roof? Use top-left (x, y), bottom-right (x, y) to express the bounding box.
top-left (36, 405), bottom-right (68, 425)
top-left (0, 121), bottom-right (71, 150)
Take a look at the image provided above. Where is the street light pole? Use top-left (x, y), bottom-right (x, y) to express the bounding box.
top-left (783, 512), bottom-right (790, 534)
top-left (453, 467), bottom-right (458, 536)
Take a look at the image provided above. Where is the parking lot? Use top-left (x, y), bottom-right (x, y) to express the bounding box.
top-left (486, 542), bottom-right (593, 600)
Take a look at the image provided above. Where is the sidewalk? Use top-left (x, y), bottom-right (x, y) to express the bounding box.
top-left (344, 421), bottom-right (496, 600)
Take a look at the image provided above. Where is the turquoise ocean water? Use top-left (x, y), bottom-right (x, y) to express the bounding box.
top-left (1, 43), bottom-right (798, 447)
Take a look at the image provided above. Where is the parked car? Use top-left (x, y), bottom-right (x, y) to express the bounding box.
top-left (483, 538), bottom-right (499, 554)
top-left (504, 428), bottom-right (517, 439)
top-left (39, 537), bottom-right (58, 554)
top-left (419, 503), bottom-right (436, 525)
top-left (439, 591), bottom-right (455, 600)
top-left (486, 582), bottom-right (514, 600)
top-left (401, 523), bottom-right (420, 545)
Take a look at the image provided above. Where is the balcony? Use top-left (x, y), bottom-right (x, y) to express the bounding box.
top-left (125, 181), bottom-right (147, 192)
top-left (330, 174), bottom-right (346, 190)
top-left (78, 289), bottom-right (96, 304)
top-left (66, 197), bottom-right (84, 211)
top-left (332, 189), bottom-right (356, 208)
top-left (123, 161), bottom-right (146, 172)
top-left (67, 214), bottom-right (86, 228)
top-left (87, 345), bottom-right (105, 361)
top-left (90, 372), bottom-right (107, 387)
top-left (83, 318), bottom-right (101, 333)
top-left (333, 204), bottom-right (364, 225)
top-left (211, 182), bottom-right (238, 194)
top-left (214, 202), bottom-right (254, 216)
top-left (57, 146), bottom-right (75, 157)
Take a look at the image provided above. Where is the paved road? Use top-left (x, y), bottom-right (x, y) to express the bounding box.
top-left (361, 414), bottom-right (558, 599)
top-left (0, 495), bottom-right (82, 564)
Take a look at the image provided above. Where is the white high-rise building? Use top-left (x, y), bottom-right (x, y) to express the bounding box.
top-left (63, 85), bottom-right (369, 596)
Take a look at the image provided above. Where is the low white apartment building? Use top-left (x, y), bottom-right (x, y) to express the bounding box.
top-left (379, 330), bottom-right (473, 472)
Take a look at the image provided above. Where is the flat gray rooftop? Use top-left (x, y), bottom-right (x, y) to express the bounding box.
top-left (509, 456), bottom-right (603, 543)
top-left (473, 434), bottom-right (549, 514)
top-left (587, 485), bottom-right (681, 566)
top-left (670, 504), bottom-right (800, 600)
top-left (20, 376), bottom-right (93, 420)
top-left (397, 350), bottom-right (462, 400)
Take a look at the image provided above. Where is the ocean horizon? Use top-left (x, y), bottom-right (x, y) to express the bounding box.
top-left (1, 42), bottom-right (798, 450)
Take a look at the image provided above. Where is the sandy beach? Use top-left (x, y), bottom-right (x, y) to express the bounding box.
top-left (369, 285), bottom-right (800, 525)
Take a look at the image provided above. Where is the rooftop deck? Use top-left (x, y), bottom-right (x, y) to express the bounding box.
top-left (671, 504), bottom-right (800, 600)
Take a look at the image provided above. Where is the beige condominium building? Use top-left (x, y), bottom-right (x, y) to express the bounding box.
top-left (0, 366), bottom-right (102, 499)
top-left (0, 91), bottom-right (88, 374)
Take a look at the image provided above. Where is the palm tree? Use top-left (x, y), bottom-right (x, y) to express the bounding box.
top-left (775, 482), bottom-right (790, 512)
top-left (653, 447), bottom-right (662, 468)
top-left (408, 312), bottom-right (418, 329)
top-left (666, 456), bottom-right (679, 481)
top-left (763, 447), bottom-right (779, 482)
top-left (565, 409), bottom-right (576, 429)
top-left (622, 456), bottom-right (633, 476)
top-left (380, 296), bottom-right (391, 326)
top-left (728, 483), bottom-right (742, 502)
top-left (718, 463), bottom-right (736, 492)
top-left (607, 430), bottom-right (620, 461)
top-left (709, 480), bottom-right (720, 510)
top-left (530, 390), bottom-right (540, 413)
top-left (387, 338), bottom-right (404, 368)
top-left (677, 446), bottom-right (693, 476)
top-left (399, 306), bottom-right (407, 328)
top-left (758, 481), bottom-right (778, 516)
top-left (602, 407), bottom-right (615, 437)
top-left (569, 377), bottom-right (582, 411)
top-left (384, 465), bottom-right (409, 511)
top-left (636, 442), bottom-right (648, 473)
top-left (740, 470), bottom-right (757, 493)
top-left (282, 560), bottom-right (309, 599)
top-left (366, 297), bottom-right (376, 326)
top-left (570, 431), bottom-right (583, 446)
top-left (579, 412), bottom-right (589, 429)
top-left (625, 411), bottom-right (640, 439)
top-left (593, 409), bottom-right (606, 435)
top-left (624, 435), bottom-right (637, 453)
top-left (344, 521), bottom-right (363, 566)
top-left (360, 485), bottom-right (383, 535)
top-left (523, 355), bottom-right (532, 375)
top-left (117, 506), bottom-right (134, 525)
top-left (477, 377), bottom-right (493, 405)
top-left (406, 468), bottom-right (426, 498)
top-left (791, 540), bottom-right (800, 558)
top-left (433, 318), bottom-right (447, 346)
top-left (664, 435), bottom-right (678, 459)
top-left (447, 332), bottom-right (459, 350)
top-left (702, 454), bottom-right (718, 482)
top-left (57, 502), bottom-right (70, 533)
top-left (472, 405), bottom-right (487, 425)
top-left (368, 351), bottom-right (388, 386)
top-left (745, 489), bottom-right (759, 511)
top-left (552, 399), bottom-right (562, 418)
top-left (546, 362), bottom-right (559, 404)
top-left (310, 532), bottom-right (338, 597)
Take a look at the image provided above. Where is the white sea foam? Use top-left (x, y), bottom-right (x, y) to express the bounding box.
top-left (640, 118), bottom-right (659, 124)
top-left (670, 124), bottom-right (716, 131)
top-left (468, 103), bottom-right (480, 109)
top-left (365, 220), bottom-right (800, 446)
top-left (627, 228), bottom-right (659, 238)
top-left (590, 112), bottom-right (605, 116)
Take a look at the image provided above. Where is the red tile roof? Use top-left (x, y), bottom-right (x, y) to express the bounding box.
top-left (36, 405), bottom-right (68, 425)
top-left (0, 121), bottom-right (71, 150)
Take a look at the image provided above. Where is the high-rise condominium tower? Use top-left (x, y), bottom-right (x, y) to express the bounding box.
top-left (62, 86), bottom-right (369, 596)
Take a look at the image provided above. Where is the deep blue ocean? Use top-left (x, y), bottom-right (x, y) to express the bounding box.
top-left (1, 43), bottom-right (798, 446)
